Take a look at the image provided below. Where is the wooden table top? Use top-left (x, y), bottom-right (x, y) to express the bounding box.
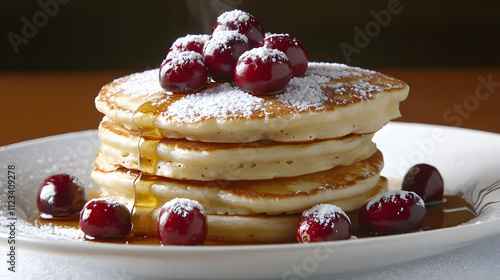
top-left (1, 68), bottom-right (499, 147)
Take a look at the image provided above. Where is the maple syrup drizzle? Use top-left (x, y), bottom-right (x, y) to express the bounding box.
top-left (130, 97), bottom-right (168, 233)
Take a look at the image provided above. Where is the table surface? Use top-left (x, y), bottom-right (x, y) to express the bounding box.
top-left (1, 68), bottom-right (499, 147)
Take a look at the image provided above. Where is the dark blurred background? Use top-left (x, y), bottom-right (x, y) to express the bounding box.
top-left (2, 0), bottom-right (499, 72)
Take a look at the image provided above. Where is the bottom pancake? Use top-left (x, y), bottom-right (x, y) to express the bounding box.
top-left (177, 178), bottom-right (386, 243)
top-left (92, 178), bottom-right (386, 243)
top-left (91, 150), bottom-right (387, 242)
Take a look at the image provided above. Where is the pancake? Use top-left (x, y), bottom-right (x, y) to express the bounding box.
top-left (90, 61), bottom-right (408, 243)
top-left (92, 171), bottom-right (386, 242)
top-left (95, 63), bottom-right (409, 143)
top-left (97, 118), bottom-right (377, 180)
top-left (92, 150), bottom-right (385, 239)
top-left (202, 178), bottom-right (387, 243)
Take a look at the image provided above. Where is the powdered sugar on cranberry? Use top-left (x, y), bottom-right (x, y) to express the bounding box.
top-left (213, 9), bottom-right (251, 31)
top-left (162, 198), bottom-right (206, 218)
top-left (165, 83), bottom-right (263, 122)
top-left (81, 198), bottom-right (126, 221)
top-left (161, 51), bottom-right (204, 75)
top-left (239, 47), bottom-right (288, 62)
top-left (171, 34), bottom-right (210, 50)
top-left (88, 197), bottom-right (126, 208)
top-left (203, 31), bottom-right (248, 56)
top-left (302, 204), bottom-right (350, 226)
top-left (366, 190), bottom-right (425, 210)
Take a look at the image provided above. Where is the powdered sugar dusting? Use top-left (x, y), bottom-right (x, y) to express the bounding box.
top-left (276, 62), bottom-right (381, 110)
top-left (81, 198), bottom-right (126, 220)
top-left (308, 62), bottom-right (368, 78)
top-left (263, 33), bottom-right (300, 47)
top-left (215, 9), bottom-right (251, 28)
top-left (333, 80), bottom-right (382, 99)
top-left (0, 210), bottom-right (84, 241)
top-left (239, 47), bottom-right (288, 62)
top-left (0, 197), bottom-right (126, 242)
top-left (366, 190), bottom-right (425, 210)
top-left (165, 83), bottom-right (263, 123)
top-left (277, 73), bottom-right (331, 110)
top-left (203, 30), bottom-right (248, 56)
top-left (171, 34), bottom-right (209, 50)
top-left (161, 51), bottom-right (204, 76)
top-left (110, 69), bottom-right (163, 99)
top-left (104, 62), bottom-right (401, 122)
top-left (162, 198), bottom-right (206, 218)
top-left (303, 204), bottom-right (350, 226)
top-left (87, 197), bottom-right (126, 208)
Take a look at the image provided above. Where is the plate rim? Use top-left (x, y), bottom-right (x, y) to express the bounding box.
top-left (1, 216), bottom-right (499, 254)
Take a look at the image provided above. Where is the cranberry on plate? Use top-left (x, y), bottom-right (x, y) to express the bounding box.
top-left (402, 163), bottom-right (444, 204)
top-left (297, 204), bottom-right (351, 243)
top-left (157, 198), bottom-right (207, 245)
top-left (258, 34), bottom-right (309, 77)
top-left (159, 51), bottom-right (208, 93)
top-left (234, 47), bottom-right (293, 95)
top-left (212, 9), bottom-right (265, 47)
top-left (37, 174), bottom-right (87, 218)
top-left (358, 190), bottom-right (426, 234)
top-left (79, 198), bottom-right (132, 239)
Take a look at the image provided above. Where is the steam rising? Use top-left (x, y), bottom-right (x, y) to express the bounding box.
top-left (186, 0), bottom-right (243, 33)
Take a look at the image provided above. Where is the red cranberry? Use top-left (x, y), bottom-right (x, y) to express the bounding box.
top-left (258, 34), bottom-right (309, 77)
top-left (159, 51), bottom-right (208, 93)
top-left (203, 30), bottom-right (251, 81)
top-left (234, 47), bottom-right (293, 95)
top-left (358, 191), bottom-right (426, 234)
top-left (37, 174), bottom-right (87, 218)
top-left (157, 198), bottom-right (207, 245)
top-left (402, 164), bottom-right (444, 204)
top-left (169, 34), bottom-right (210, 55)
top-left (212, 9), bottom-right (264, 47)
top-left (79, 198), bottom-right (132, 238)
top-left (296, 204), bottom-right (351, 243)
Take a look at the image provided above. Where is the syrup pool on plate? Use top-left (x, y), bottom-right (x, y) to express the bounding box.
top-left (31, 193), bottom-right (477, 245)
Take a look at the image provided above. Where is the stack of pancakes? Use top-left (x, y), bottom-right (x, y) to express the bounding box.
top-left (91, 62), bottom-right (409, 243)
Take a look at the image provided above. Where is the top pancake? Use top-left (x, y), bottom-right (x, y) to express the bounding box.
top-left (95, 62), bottom-right (409, 143)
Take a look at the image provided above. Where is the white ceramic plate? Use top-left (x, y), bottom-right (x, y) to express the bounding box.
top-left (1, 122), bottom-right (500, 279)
